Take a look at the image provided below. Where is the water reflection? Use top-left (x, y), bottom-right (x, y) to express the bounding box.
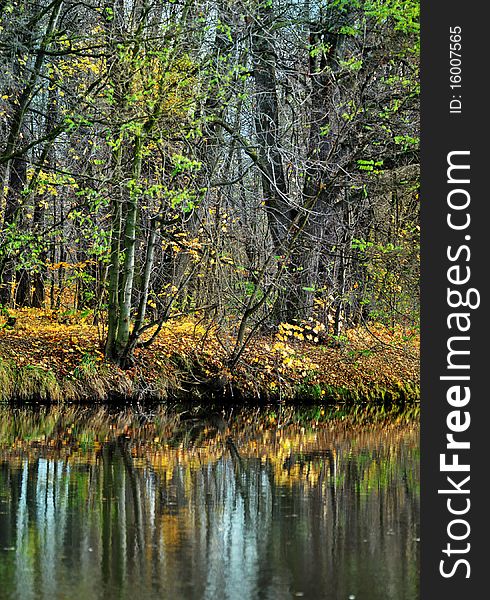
top-left (0, 406), bottom-right (419, 599)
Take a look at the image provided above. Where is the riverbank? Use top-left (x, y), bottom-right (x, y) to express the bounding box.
top-left (0, 308), bottom-right (419, 406)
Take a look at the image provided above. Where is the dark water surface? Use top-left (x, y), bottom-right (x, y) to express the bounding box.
top-left (0, 406), bottom-right (419, 599)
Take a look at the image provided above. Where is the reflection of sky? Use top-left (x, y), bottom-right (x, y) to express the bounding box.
top-left (16, 460), bottom-right (69, 600)
top-left (15, 462), bottom-right (31, 600)
top-left (203, 463), bottom-right (263, 600)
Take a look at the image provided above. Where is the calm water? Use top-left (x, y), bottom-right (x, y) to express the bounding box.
top-left (0, 406), bottom-right (419, 599)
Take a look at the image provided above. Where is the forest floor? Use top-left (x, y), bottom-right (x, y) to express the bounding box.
top-left (0, 308), bottom-right (419, 407)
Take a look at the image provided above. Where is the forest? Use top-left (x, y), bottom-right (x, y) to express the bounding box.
top-left (0, 0), bottom-right (420, 403)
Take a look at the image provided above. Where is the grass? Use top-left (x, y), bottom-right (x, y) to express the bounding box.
top-left (15, 365), bottom-right (62, 401)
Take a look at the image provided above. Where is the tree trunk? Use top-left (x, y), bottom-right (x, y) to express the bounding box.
top-left (251, 1), bottom-right (291, 250)
top-left (113, 139), bottom-right (142, 365)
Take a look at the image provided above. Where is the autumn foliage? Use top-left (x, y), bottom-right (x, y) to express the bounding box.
top-left (0, 308), bottom-right (418, 404)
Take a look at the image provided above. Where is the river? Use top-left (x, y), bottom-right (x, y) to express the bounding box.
top-left (0, 405), bottom-right (419, 599)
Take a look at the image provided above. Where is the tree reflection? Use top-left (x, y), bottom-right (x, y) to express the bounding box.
top-left (0, 407), bottom-right (419, 600)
